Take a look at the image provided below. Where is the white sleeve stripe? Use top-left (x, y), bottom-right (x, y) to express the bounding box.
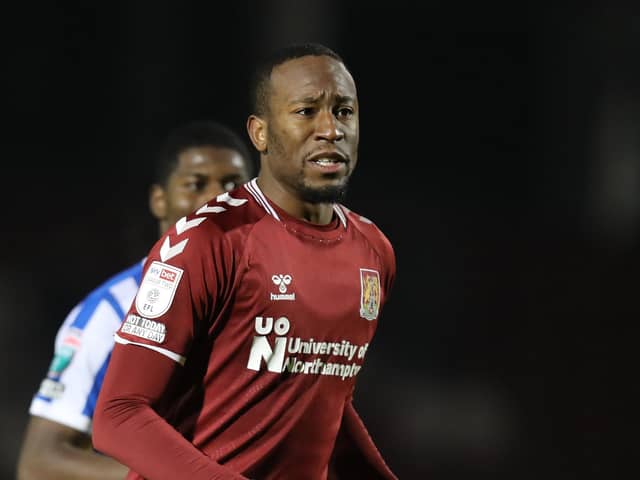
top-left (114, 333), bottom-right (186, 365)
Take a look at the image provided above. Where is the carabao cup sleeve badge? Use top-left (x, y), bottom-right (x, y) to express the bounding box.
top-left (135, 261), bottom-right (184, 319)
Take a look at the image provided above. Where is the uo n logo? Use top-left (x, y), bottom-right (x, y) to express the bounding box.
top-left (272, 274), bottom-right (292, 293)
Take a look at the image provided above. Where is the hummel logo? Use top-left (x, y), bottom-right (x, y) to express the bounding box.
top-left (271, 274), bottom-right (295, 301)
top-left (272, 274), bottom-right (292, 293)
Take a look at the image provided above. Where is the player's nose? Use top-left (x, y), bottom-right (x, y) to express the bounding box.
top-left (314, 110), bottom-right (344, 142)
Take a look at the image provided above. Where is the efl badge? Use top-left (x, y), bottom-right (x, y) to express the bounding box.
top-left (359, 268), bottom-right (381, 321)
top-left (135, 261), bottom-right (183, 318)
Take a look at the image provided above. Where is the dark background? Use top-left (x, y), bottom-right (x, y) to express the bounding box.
top-left (3, 1), bottom-right (639, 479)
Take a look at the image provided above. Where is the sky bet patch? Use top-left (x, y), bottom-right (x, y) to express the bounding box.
top-left (135, 261), bottom-right (183, 318)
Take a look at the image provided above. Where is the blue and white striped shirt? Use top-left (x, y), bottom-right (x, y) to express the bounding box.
top-left (30, 259), bottom-right (144, 433)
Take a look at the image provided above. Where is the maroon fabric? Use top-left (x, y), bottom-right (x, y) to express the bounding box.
top-left (94, 183), bottom-right (395, 479)
top-left (94, 345), bottom-right (246, 480)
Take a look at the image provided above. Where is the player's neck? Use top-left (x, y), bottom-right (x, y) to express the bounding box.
top-left (255, 176), bottom-right (335, 225)
top-left (294, 202), bottom-right (335, 225)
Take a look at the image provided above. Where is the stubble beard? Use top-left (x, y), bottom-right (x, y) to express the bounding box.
top-left (298, 181), bottom-right (348, 204)
top-left (267, 129), bottom-right (350, 204)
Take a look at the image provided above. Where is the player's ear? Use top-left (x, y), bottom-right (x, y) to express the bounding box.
top-left (149, 184), bottom-right (167, 221)
top-left (247, 115), bottom-right (267, 153)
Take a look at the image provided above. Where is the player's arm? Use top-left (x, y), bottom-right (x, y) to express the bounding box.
top-left (330, 401), bottom-right (397, 480)
top-left (92, 341), bottom-right (246, 480)
top-left (16, 416), bottom-right (128, 480)
top-left (330, 224), bottom-right (397, 478)
top-left (93, 220), bottom-right (247, 479)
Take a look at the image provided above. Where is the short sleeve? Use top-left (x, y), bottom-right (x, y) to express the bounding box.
top-left (30, 300), bottom-right (122, 433)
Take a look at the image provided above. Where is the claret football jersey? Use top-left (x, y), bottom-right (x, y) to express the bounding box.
top-left (115, 179), bottom-right (395, 479)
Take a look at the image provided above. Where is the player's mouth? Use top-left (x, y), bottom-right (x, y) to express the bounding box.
top-left (307, 151), bottom-right (348, 173)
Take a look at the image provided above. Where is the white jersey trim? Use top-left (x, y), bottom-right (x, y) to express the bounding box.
top-left (244, 179), bottom-right (281, 221)
top-left (114, 333), bottom-right (186, 365)
top-left (333, 204), bottom-right (348, 229)
top-left (245, 178), bottom-right (348, 230)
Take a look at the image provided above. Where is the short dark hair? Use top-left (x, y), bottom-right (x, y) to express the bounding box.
top-left (250, 43), bottom-right (346, 117)
top-left (154, 121), bottom-right (253, 186)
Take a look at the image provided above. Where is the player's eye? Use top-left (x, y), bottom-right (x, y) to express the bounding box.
top-left (223, 181), bottom-right (237, 192)
top-left (295, 107), bottom-right (315, 116)
top-left (185, 179), bottom-right (206, 192)
top-left (335, 106), bottom-right (354, 119)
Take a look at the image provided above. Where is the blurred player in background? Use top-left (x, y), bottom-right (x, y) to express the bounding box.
top-left (93, 43), bottom-right (398, 479)
top-left (16, 121), bottom-right (253, 480)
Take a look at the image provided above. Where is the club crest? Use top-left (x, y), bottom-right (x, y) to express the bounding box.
top-left (359, 268), bottom-right (380, 321)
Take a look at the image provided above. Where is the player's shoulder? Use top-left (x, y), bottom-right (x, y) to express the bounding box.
top-left (88, 260), bottom-right (144, 297)
top-left (61, 259), bottom-right (144, 335)
top-left (341, 205), bottom-right (395, 259)
top-left (86, 260), bottom-right (144, 300)
top-left (172, 184), bottom-right (267, 240)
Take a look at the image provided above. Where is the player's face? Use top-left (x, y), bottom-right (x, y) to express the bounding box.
top-left (263, 55), bottom-right (358, 204)
top-left (153, 146), bottom-right (250, 233)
